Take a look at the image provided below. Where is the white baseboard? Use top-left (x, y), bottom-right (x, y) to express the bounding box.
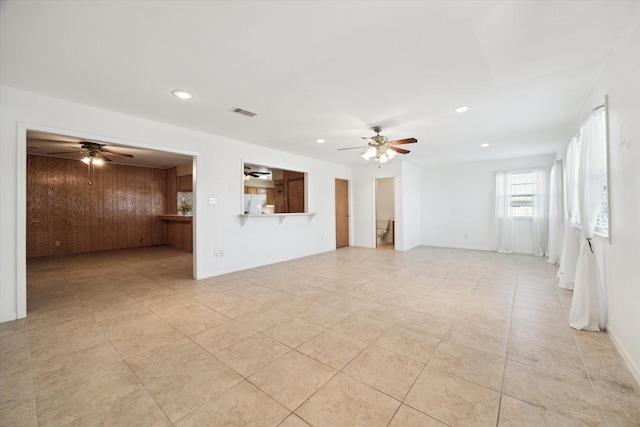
top-left (0, 311), bottom-right (18, 323)
top-left (607, 325), bottom-right (640, 387)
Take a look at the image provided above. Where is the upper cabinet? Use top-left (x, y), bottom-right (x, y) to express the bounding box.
top-left (177, 174), bottom-right (192, 192)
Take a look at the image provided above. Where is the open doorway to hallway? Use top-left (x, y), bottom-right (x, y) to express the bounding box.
top-left (375, 177), bottom-right (394, 249)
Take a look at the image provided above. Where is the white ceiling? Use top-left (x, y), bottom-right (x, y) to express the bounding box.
top-left (2, 1), bottom-right (638, 168)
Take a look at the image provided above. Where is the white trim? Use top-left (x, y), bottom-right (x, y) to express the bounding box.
top-left (16, 123), bottom-right (27, 319)
top-left (0, 311), bottom-right (18, 323)
top-left (239, 212), bottom-right (316, 225)
top-left (607, 325), bottom-right (640, 387)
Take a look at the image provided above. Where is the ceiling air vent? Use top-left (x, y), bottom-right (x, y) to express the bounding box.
top-left (231, 107), bottom-right (257, 118)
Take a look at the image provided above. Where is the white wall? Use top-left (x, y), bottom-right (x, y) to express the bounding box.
top-left (400, 162), bottom-right (422, 251)
top-left (560, 10), bottom-right (640, 383)
top-left (420, 155), bottom-right (554, 253)
top-left (0, 86), bottom-right (351, 322)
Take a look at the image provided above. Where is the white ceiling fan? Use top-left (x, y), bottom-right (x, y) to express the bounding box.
top-left (339, 126), bottom-right (417, 163)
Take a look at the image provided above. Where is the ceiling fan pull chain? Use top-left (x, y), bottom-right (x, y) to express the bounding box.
top-left (86, 161), bottom-right (93, 185)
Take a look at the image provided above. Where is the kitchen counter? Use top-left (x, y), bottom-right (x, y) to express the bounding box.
top-left (159, 214), bottom-right (192, 222)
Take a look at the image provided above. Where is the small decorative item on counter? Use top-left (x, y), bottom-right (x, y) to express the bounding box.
top-left (179, 198), bottom-right (193, 215)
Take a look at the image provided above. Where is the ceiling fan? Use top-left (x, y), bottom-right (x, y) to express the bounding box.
top-left (31, 138), bottom-right (134, 185)
top-left (40, 140), bottom-right (135, 163)
top-left (244, 166), bottom-right (271, 178)
top-left (339, 126), bottom-right (417, 163)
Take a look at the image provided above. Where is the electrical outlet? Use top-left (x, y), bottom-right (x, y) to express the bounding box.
top-left (55, 240), bottom-right (61, 247)
top-left (209, 197), bottom-right (218, 204)
top-left (219, 250), bottom-right (224, 257)
top-left (214, 251), bottom-right (218, 258)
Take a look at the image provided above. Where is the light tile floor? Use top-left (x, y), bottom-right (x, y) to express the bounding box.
top-left (1, 245), bottom-right (639, 426)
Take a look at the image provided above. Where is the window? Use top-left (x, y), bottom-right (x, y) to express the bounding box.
top-left (510, 172), bottom-right (535, 219)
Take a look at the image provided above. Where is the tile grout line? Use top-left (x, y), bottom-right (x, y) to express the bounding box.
top-left (496, 267), bottom-right (521, 427)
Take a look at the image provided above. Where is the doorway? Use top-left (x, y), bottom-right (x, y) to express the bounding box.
top-left (18, 125), bottom-right (197, 319)
top-left (375, 177), bottom-right (394, 248)
top-left (335, 178), bottom-right (349, 248)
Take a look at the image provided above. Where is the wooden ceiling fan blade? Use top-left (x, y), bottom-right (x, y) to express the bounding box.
top-left (29, 138), bottom-right (81, 144)
top-left (388, 138), bottom-right (417, 145)
top-left (389, 146), bottom-right (410, 154)
top-left (102, 150), bottom-right (134, 158)
top-left (46, 150), bottom-right (83, 155)
top-left (97, 154), bottom-right (112, 162)
top-left (338, 145), bottom-right (368, 151)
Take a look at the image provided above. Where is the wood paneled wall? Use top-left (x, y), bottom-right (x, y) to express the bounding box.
top-left (166, 167), bottom-right (177, 214)
top-left (27, 155), bottom-right (168, 258)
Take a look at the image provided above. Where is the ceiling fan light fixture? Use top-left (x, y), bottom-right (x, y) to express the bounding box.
top-left (342, 126), bottom-right (416, 163)
top-left (386, 148), bottom-right (397, 159)
top-left (82, 155), bottom-right (104, 165)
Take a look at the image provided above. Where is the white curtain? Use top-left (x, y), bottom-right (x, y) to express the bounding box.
top-left (557, 138), bottom-right (580, 290)
top-left (569, 108), bottom-right (607, 331)
top-left (496, 171), bottom-right (513, 254)
top-left (531, 168), bottom-right (548, 257)
top-left (547, 160), bottom-right (564, 264)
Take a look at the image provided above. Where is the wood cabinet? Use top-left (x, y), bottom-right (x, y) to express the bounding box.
top-left (177, 174), bottom-right (192, 192)
top-left (166, 167), bottom-right (178, 214)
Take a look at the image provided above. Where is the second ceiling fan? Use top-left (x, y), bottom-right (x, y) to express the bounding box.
top-left (339, 126), bottom-right (417, 163)
top-left (43, 140), bottom-right (135, 163)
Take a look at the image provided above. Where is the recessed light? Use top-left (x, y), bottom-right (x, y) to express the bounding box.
top-left (315, 139), bottom-right (325, 144)
top-left (454, 106), bottom-right (469, 113)
top-left (172, 90), bottom-right (193, 100)
top-left (480, 143), bottom-right (490, 148)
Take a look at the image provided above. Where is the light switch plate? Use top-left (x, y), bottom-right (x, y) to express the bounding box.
top-left (209, 197), bottom-right (218, 204)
